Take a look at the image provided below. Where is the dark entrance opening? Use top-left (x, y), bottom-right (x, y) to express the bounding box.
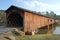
top-left (7, 12), bottom-right (23, 28)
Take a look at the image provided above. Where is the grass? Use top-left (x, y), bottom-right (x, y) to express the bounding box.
top-left (4, 26), bottom-right (60, 40)
top-left (14, 34), bottom-right (60, 40)
top-left (3, 31), bottom-right (60, 40)
top-left (11, 28), bottom-right (60, 40)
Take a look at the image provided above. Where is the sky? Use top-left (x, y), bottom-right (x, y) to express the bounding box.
top-left (0, 0), bottom-right (60, 15)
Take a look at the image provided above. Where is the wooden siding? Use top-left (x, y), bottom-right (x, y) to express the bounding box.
top-left (24, 11), bottom-right (55, 32)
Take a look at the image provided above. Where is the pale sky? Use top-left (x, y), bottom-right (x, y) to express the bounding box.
top-left (0, 0), bottom-right (60, 15)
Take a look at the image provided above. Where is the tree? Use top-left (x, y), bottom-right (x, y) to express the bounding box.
top-left (46, 11), bottom-right (50, 16)
top-left (49, 11), bottom-right (56, 18)
top-left (0, 10), bottom-right (6, 26)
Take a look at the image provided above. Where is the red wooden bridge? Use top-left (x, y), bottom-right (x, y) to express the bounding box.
top-left (5, 5), bottom-right (55, 35)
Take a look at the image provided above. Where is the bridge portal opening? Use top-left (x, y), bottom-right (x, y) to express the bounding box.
top-left (7, 12), bottom-right (23, 28)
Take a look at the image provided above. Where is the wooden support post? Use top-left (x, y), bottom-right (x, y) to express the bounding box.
top-left (52, 24), bottom-right (53, 27)
top-left (47, 24), bottom-right (50, 33)
top-left (32, 31), bottom-right (34, 35)
top-left (48, 19), bottom-right (50, 33)
top-left (48, 24), bottom-right (49, 31)
top-left (51, 24), bottom-right (54, 32)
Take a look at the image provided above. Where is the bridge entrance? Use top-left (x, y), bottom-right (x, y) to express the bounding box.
top-left (7, 12), bottom-right (23, 27)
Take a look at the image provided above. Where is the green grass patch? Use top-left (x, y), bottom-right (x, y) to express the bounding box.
top-left (14, 34), bottom-right (60, 40)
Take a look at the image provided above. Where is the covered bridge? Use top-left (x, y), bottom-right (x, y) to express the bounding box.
top-left (5, 5), bottom-right (55, 35)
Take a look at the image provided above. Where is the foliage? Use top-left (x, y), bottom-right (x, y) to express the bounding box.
top-left (0, 10), bottom-right (6, 26)
top-left (45, 11), bottom-right (56, 18)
